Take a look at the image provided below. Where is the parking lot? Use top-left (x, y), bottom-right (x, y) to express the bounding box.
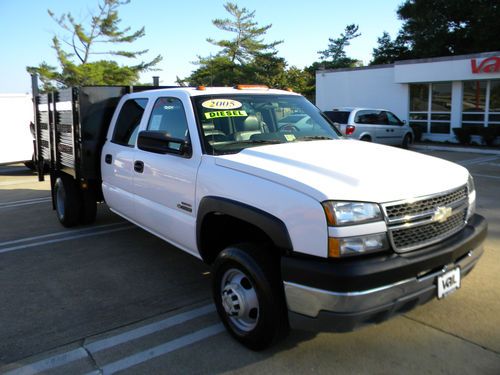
top-left (0, 149), bottom-right (499, 374)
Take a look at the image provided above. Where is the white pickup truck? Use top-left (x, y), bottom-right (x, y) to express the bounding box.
top-left (34, 84), bottom-right (487, 350)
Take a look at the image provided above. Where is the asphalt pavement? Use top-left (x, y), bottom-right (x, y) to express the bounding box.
top-left (0, 150), bottom-right (499, 375)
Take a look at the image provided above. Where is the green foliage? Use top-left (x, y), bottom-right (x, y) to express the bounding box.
top-left (184, 2), bottom-right (312, 93)
top-left (317, 24), bottom-right (362, 68)
top-left (371, 32), bottom-right (410, 65)
top-left (185, 55), bottom-right (245, 87)
top-left (372, 0), bottom-right (500, 63)
top-left (184, 53), bottom-right (312, 97)
top-left (207, 2), bottom-right (282, 64)
top-left (27, 0), bottom-right (162, 90)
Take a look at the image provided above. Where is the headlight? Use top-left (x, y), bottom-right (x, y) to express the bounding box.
top-left (467, 174), bottom-right (476, 220)
top-left (322, 201), bottom-right (382, 226)
top-left (328, 233), bottom-right (389, 257)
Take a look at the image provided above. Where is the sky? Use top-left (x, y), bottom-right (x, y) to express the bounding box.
top-left (0, 0), bottom-right (404, 93)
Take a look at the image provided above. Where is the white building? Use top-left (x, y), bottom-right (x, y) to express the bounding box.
top-left (316, 51), bottom-right (500, 142)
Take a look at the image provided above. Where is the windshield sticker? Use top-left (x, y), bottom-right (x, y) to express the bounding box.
top-left (204, 110), bottom-right (247, 119)
top-left (284, 134), bottom-right (296, 142)
top-left (202, 99), bottom-right (242, 110)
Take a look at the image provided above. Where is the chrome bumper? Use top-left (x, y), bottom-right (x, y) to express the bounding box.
top-left (284, 245), bottom-right (483, 318)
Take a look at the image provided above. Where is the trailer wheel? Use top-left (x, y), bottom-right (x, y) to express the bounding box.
top-left (79, 189), bottom-right (97, 225)
top-left (212, 243), bottom-right (289, 350)
top-left (54, 176), bottom-right (80, 227)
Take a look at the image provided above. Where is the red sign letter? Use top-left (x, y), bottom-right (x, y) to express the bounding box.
top-left (471, 57), bottom-right (500, 74)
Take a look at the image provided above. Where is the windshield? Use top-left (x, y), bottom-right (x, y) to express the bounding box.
top-left (193, 94), bottom-right (341, 155)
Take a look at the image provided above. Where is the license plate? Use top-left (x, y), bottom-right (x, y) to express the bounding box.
top-left (437, 268), bottom-right (461, 299)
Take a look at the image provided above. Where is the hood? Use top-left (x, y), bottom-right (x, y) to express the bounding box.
top-left (215, 140), bottom-right (469, 203)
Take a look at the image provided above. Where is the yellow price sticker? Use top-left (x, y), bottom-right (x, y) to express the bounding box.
top-left (204, 110), bottom-right (248, 119)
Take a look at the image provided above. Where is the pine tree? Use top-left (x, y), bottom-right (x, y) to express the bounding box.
top-left (317, 24), bottom-right (361, 68)
top-left (206, 2), bottom-right (282, 64)
top-left (27, 0), bottom-right (162, 90)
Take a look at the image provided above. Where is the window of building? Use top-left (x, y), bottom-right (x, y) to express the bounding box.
top-left (112, 98), bottom-right (148, 146)
top-left (488, 80), bottom-right (500, 132)
top-left (462, 80), bottom-right (500, 135)
top-left (409, 82), bottom-right (451, 134)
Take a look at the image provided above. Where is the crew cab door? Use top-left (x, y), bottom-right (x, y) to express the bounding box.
top-left (101, 97), bottom-right (149, 219)
top-left (133, 96), bottom-right (201, 253)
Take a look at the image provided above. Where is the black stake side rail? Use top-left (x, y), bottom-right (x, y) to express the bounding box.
top-left (32, 84), bottom-right (176, 184)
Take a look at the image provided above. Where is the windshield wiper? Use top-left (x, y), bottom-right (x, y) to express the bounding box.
top-left (235, 139), bottom-right (284, 145)
top-left (297, 136), bottom-right (334, 141)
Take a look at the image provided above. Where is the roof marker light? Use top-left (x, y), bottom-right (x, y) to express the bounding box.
top-left (235, 84), bottom-right (269, 90)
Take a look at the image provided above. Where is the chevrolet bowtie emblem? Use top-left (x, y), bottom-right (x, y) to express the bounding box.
top-left (432, 206), bottom-right (453, 223)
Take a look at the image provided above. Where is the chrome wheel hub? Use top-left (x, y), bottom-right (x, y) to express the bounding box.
top-left (220, 268), bottom-right (259, 332)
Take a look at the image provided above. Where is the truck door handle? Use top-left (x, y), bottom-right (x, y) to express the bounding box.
top-left (105, 154), bottom-right (112, 164)
top-left (134, 160), bottom-right (144, 173)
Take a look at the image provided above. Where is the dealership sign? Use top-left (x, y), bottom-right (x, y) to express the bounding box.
top-left (471, 56), bottom-right (500, 74)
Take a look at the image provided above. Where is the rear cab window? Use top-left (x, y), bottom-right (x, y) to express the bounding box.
top-left (112, 98), bottom-right (148, 147)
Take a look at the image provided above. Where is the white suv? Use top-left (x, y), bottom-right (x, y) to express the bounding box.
top-left (324, 107), bottom-right (414, 148)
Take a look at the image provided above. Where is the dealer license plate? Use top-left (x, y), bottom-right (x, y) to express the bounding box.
top-left (437, 268), bottom-right (461, 299)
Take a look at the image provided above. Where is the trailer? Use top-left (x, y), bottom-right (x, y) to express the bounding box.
top-left (0, 93), bottom-right (34, 165)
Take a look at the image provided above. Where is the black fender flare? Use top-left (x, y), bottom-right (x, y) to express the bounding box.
top-left (196, 196), bottom-right (293, 261)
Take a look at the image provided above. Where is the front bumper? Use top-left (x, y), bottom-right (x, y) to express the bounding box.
top-left (282, 214), bottom-right (487, 332)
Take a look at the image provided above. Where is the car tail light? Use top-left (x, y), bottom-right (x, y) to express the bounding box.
top-left (346, 125), bottom-right (356, 135)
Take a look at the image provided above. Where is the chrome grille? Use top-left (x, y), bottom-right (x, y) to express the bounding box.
top-left (391, 209), bottom-right (466, 251)
top-left (383, 186), bottom-right (468, 253)
top-left (385, 186), bottom-right (467, 220)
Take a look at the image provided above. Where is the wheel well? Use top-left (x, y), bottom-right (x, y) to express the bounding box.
top-left (199, 212), bottom-right (277, 264)
top-left (360, 134), bottom-right (371, 141)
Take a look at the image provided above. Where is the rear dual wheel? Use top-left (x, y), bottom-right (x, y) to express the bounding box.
top-left (54, 176), bottom-right (97, 227)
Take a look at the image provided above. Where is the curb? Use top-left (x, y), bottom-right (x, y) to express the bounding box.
top-left (410, 144), bottom-right (500, 156)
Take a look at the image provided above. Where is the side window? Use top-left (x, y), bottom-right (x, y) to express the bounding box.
top-left (386, 111), bottom-right (402, 125)
top-left (377, 111), bottom-right (388, 125)
top-left (354, 110), bottom-right (380, 125)
top-left (112, 98), bottom-right (148, 146)
top-left (147, 97), bottom-right (189, 140)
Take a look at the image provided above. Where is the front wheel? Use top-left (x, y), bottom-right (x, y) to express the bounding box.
top-left (212, 244), bottom-right (289, 350)
top-left (402, 133), bottom-right (412, 149)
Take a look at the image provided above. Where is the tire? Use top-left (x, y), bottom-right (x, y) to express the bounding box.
top-left (402, 133), bottom-right (412, 149)
top-left (360, 135), bottom-right (371, 142)
top-left (79, 189), bottom-right (97, 225)
top-left (212, 243), bottom-right (289, 350)
top-left (54, 176), bottom-right (80, 227)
